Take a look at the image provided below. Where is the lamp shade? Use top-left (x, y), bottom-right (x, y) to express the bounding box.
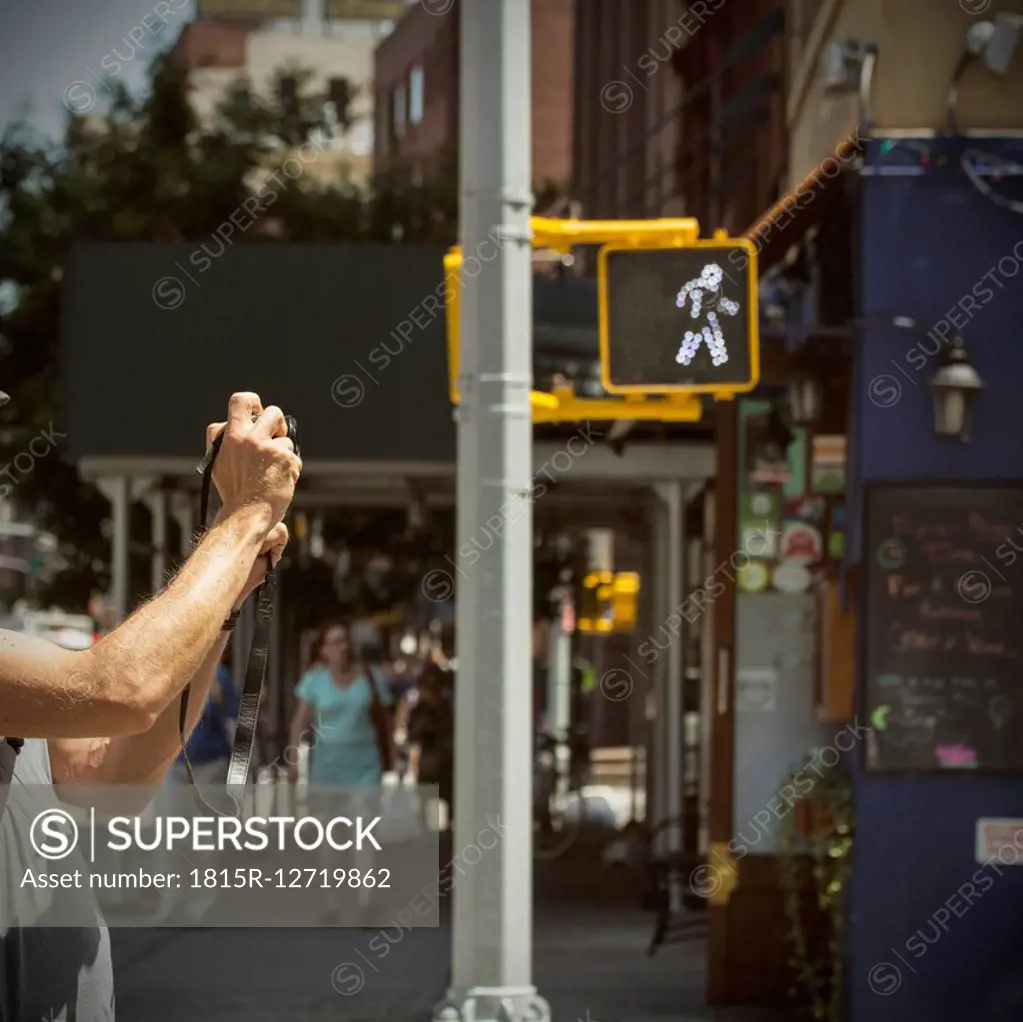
top-left (930, 337), bottom-right (984, 441)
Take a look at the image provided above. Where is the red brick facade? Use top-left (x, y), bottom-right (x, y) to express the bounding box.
top-left (572, 0), bottom-right (788, 232)
top-left (373, 0), bottom-right (574, 187)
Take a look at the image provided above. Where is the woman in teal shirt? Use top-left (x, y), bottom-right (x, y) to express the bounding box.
top-left (289, 621), bottom-right (393, 787)
top-left (288, 620), bottom-right (394, 922)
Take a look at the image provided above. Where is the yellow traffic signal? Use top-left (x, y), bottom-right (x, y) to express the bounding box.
top-left (444, 217), bottom-right (718, 424)
top-left (578, 571), bottom-right (640, 635)
top-left (598, 234), bottom-right (759, 397)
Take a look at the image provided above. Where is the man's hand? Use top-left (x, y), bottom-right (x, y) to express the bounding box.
top-left (207, 392), bottom-right (302, 533)
top-left (235, 521), bottom-right (289, 607)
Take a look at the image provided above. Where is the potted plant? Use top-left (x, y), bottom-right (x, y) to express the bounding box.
top-left (777, 752), bottom-right (854, 1021)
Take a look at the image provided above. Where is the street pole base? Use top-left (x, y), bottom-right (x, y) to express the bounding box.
top-left (433, 986), bottom-right (551, 1022)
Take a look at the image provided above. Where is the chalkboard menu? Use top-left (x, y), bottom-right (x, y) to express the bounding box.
top-left (862, 482), bottom-right (1023, 772)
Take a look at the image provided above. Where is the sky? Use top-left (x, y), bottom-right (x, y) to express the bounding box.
top-left (0, 0), bottom-right (198, 140)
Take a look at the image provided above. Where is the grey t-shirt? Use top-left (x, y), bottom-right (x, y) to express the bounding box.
top-left (0, 739), bottom-right (114, 1021)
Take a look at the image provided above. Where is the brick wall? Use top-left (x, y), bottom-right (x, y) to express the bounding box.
top-left (373, 3), bottom-right (458, 175)
top-left (531, 0), bottom-right (575, 188)
top-left (374, 0), bottom-right (574, 188)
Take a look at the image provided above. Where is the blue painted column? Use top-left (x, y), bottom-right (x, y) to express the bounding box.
top-left (850, 136), bottom-right (1023, 1022)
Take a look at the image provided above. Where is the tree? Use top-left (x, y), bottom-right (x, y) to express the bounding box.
top-left (0, 50), bottom-right (566, 610)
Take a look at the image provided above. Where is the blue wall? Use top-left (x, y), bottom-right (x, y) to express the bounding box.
top-left (850, 137), bottom-right (1023, 1022)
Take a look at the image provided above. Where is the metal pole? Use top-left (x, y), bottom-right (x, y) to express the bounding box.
top-left (649, 495), bottom-right (667, 845)
top-left (547, 616), bottom-right (571, 739)
top-left (657, 481), bottom-right (685, 912)
top-left (169, 491), bottom-right (195, 561)
top-left (147, 489), bottom-right (167, 594)
top-left (435, 1), bottom-right (548, 1020)
top-left (95, 476), bottom-right (131, 624)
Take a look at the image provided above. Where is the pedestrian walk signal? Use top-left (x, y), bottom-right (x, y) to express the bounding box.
top-left (598, 238), bottom-right (759, 396)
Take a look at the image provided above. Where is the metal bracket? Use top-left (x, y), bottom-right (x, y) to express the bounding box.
top-left (492, 224), bottom-right (533, 244)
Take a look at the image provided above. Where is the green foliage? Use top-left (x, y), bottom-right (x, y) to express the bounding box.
top-left (776, 752), bottom-right (854, 1021)
top-left (0, 51), bottom-right (565, 609)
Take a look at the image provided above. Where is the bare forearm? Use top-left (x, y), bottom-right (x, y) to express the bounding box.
top-left (60, 635), bottom-right (231, 790)
top-left (130, 635), bottom-right (229, 778)
top-left (0, 507), bottom-right (267, 739)
top-left (96, 507), bottom-right (268, 719)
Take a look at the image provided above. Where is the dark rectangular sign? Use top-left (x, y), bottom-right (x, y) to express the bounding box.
top-left (861, 482), bottom-right (1023, 772)
top-left (62, 243), bottom-right (454, 463)
top-left (599, 242), bottom-right (758, 394)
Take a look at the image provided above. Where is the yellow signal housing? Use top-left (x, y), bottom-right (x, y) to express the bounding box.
top-left (444, 216), bottom-right (736, 424)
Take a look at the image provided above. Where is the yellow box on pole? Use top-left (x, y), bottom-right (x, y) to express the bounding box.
top-left (444, 217), bottom-right (755, 423)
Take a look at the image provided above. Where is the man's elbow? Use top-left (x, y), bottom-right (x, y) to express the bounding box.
top-left (67, 653), bottom-right (164, 736)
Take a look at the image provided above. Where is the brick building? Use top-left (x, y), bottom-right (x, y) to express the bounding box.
top-left (170, 9), bottom-right (403, 186)
top-left (373, 0), bottom-right (575, 188)
top-left (572, 0), bottom-right (786, 234)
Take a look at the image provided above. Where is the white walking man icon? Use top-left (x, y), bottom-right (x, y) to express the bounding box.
top-left (675, 262), bottom-right (740, 367)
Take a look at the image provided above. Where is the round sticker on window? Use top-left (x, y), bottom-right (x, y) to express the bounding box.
top-left (780, 523), bottom-right (822, 563)
top-left (772, 561), bottom-right (812, 593)
top-left (737, 561), bottom-right (770, 593)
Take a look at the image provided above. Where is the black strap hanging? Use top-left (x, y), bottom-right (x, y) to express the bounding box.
top-left (0, 738), bottom-right (23, 821)
top-left (179, 415), bottom-right (297, 815)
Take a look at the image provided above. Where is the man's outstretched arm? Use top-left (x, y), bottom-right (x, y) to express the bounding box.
top-left (51, 523), bottom-right (288, 793)
top-left (0, 506), bottom-right (267, 738)
top-left (0, 392), bottom-right (300, 739)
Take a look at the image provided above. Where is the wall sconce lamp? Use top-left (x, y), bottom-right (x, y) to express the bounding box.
top-left (930, 337), bottom-right (984, 441)
top-left (788, 377), bottom-right (823, 427)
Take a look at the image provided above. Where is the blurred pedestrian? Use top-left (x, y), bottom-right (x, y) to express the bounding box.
top-left (406, 663), bottom-right (454, 829)
top-left (287, 620), bottom-right (394, 924)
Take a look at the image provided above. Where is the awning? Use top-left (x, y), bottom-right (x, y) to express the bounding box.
top-left (743, 130), bottom-right (862, 275)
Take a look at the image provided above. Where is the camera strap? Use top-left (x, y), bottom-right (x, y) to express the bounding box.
top-left (0, 738), bottom-right (22, 822)
top-left (178, 428), bottom-right (280, 816)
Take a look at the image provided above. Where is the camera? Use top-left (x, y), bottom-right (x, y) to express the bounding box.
top-left (264, 412), bottom-right (299, 458)
top-left (197, 410), bottom-right (299, 478)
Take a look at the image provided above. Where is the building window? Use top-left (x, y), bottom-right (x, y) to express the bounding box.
top-left (393, 83), bottom-right (407, 139)
top-left (409, 64), bottom-right (424, 126)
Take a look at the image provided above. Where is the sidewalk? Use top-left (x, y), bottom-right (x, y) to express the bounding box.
top-left (113, 910), bottom-right (785, 1022)
top-left (111, 837), bottom-right (788, 1021)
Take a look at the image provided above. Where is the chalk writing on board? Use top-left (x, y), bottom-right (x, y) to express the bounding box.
top-left (864, 484), bottom-right (1023, 772)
